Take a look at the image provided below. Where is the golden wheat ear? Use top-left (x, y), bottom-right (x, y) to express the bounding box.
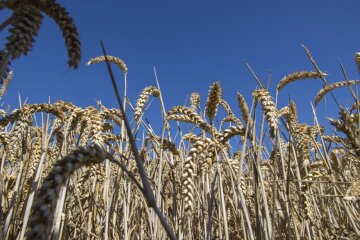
top-left (314, 80), bottom-right (360, 106)
top-left (189, 92), bottom-right (200, 110)
top-left (253, 89), bottom-right (278, 138)
top-left (26, 146), bottom-right (107, 240)
top-left (276, 71), bottom-right (326, 93)
top-left (134, 86), bottom-right (160, 121)
top-left (205, 81), bottom-right (222, 124)
top-left (87, 55), bottom-right (128, 73)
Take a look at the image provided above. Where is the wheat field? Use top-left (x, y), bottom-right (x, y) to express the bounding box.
top-left (0, 1), bottom-right (360, 239)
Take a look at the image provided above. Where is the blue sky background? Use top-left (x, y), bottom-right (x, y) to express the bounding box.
top-left (0, 0), bottom-right (359, 133)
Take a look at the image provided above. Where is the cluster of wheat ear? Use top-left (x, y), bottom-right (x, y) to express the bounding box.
top-left (0, 49), bottom-right (360, 239)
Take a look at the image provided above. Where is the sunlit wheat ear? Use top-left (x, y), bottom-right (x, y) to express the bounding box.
top-left (6, 4), bottom-right (43, 60)
top-left (315, 80), bottom-right (360, 106)
top-left (20, 128), bottom-right (43, 210)
top-left (189, 92), bottom-right (200, 111)
top-left (276, 71), bottom-right (325, 92)
top-left (0, 70), bottom-right (13, 97)
top-left (221, 115), bottom-right (244, 129)
top-left (215, 126), bottom-right (245, 144)
top-left (33, 0), bottom-right (81, 68)
top-left (134, 86), bottom-right (160, 121)
top-left (166, 114), bottom-right (192, 123)
top-left (219, 98), bottom-right (233, 116)
top-left (0, 103), bottom-right (66, 127)
top-left (237, 92), bottom-right (252, 127)
top-left (355, 52), bottom-right (360, 73)
top-left (205, 81), bottom-right (222, 124)
top-left (344, 179), bottom-right (360, 200)
top-left (87, 55), bottom-right (128, 73)
top-left (26, 145), bottom-right (107, 240)
top-left (277, 106), bottom-right (289, 118)
top-left (253, 89), bottom-right (278, 138)
top-left (182, 140), bottom-right (205, 215)
top-left (7, 118), bottom-right (29, 164)
top-left (289, 101), bottom-right (298, 122)
top-left (182, 133), bottom-right (201, 143)
top-left (0, 50), bottom-right (11, 84)
top-left (167, 106), bottom-right (211, 132)
top-left (100, 107), bottom-right (123, 127)
top-left (199, 143), bottom-right (216, 174)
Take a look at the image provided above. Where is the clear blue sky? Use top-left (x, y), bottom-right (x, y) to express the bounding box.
top-left (1, 0), bottom-right (359, 131)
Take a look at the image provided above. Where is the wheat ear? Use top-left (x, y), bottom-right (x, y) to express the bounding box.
top-left (237, 92), bottom-right (252, 127)
top-left (87, 55), bottom-right (128, 73)
top-left (182, 140), bottom-right (206, 214)
top-left (26, 145), bottom-right (107, 240)
top-left (167, 106), bottom-right (211, 132)
top-left (189, 92), bottom-right (200, 110)
top-left (0, 70), bottom-right (13, 97)
top-left (277, 71), bottom-right (325, 92)
top-left (134, 86), bottom-right (160, 121)
top-left (315, 80), bottom-right (360, 106)
top-left (253, 89), bottom-right (278, 138)
top-left (205, 81), bottom-right (222, 124)
top-left (5, 4), bottom-right (43, 60)
top-left (0, 50), bottom-right (11, 84)
top-left (33, 0), bottom-right (81, 68)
